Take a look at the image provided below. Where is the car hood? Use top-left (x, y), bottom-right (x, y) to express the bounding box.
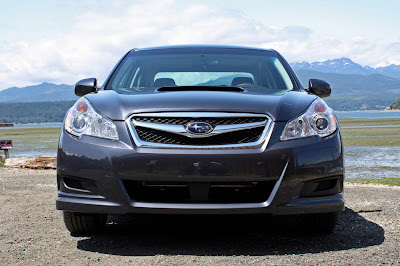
top-left (84, 90), bottom-right (318, 122)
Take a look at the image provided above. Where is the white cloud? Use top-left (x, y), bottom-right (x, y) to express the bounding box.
top-left (1, 0), bottom-right (400, 90)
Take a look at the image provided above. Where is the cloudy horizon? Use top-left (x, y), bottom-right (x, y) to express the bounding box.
top-left (1, 0), bottom-right (400, 90)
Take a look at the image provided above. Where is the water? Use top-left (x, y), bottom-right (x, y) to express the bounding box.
top-left (345, 147), bottom-right (400, 179)
top-left (338, 111), bottom-right (400, 179)
top-left (336, 111), bottom-right (400, 119)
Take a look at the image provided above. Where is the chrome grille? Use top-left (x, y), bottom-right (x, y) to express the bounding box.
top-left (127, 112), bottom-right (273, 149)
top-left (135, 126), bottom-right (264, 145)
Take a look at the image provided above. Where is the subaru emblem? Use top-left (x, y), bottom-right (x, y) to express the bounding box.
top-left (185, 122), bottom-right (213, 135)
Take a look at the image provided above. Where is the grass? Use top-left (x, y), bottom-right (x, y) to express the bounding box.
top-left (346, 178), bottom-right (400, 187)
top-left (339, 118), bottom-right (400, 127)
top-left (342, 136), bottom-right (400, 147)
top-left (0, 127), bottom-right (61, 157)
top-left (341, 127), bottom-right (399, 136)
top-left (339, 118), bottom-right (400, 147)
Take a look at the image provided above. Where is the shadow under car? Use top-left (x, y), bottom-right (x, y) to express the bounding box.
top-left (76, 207), bottom-right (384, 256)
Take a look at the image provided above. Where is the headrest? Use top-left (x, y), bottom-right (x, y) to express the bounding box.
top-left (231, 77), bottom-right (254, 86)
top-left (154, 78), bottom-right (176, 87)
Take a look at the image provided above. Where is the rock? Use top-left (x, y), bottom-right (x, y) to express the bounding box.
top-left (5, 155), bottom-right (56, 169)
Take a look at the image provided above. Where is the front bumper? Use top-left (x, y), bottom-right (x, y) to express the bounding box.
top-left (56, 121), bottom-right (344, 215)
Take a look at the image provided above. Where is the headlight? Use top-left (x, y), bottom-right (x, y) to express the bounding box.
top-left (65, 98), bottom-right (119, 140)
top-left (280, 98), bottom-right (337, 141)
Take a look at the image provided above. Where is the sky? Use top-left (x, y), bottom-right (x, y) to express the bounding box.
top-left (1, 0), bottom-right (400, 90)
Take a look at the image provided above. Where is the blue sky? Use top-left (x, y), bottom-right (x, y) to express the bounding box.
top-left (1, 0), bottom-right (400, 90)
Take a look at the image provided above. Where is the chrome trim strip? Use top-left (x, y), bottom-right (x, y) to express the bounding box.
top-left (264, 159), bottom-right (289, 205)
top-left (56, 197), bottom-right (120, 207)
top-left (63, 181), bottom-right (92, 194)
top-left (132, 120), bottom-right (267, 138)
top-left (58, 191), bottom-right (105, 200)
top-left (133, 120), bottom-right (187, 135)
top-left (213, 122), bottom-right (266, 134)
top-left (130, 159), bottom-right (289, 210)
top-left (126, 112), bottom-right (273, 150)
top-left (131, 112), bottom-right (268, 118)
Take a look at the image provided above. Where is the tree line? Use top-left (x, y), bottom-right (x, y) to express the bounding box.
top-left (389, 97), bottom-right (400, 110)
top-left (0, 101), bottom-right (75, 124)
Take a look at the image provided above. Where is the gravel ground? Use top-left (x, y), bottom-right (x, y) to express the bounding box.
top-left (1, 168), bottom-right (399, 265)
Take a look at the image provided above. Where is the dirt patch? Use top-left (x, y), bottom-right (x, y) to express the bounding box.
top-left (0, 168), bottom-right (399, 264)
top-left (4, 155), bottom-right (56, 169)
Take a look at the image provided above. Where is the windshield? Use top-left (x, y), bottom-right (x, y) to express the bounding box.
top-left (106, 50), bottom-right (296, 95)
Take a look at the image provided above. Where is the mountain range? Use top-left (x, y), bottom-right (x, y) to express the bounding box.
top-left (1, 57), bottom-right (400, 112)
top-left (0, 82), bottom-right (77, 103)
top-left (295, 70), bottom-right (400, 110)
top-left (291, 57), bottom-right (400, 79)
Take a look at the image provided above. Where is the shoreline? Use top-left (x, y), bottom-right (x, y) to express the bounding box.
top-left (382, 109), bottom-right (400, 112)
top-left (336, 109), bottom-right (400, 113)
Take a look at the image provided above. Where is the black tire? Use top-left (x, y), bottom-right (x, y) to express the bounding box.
top-left (63, 211), bottom-right (107, 235)
top-left (297, 212), bottom-right (339, 234)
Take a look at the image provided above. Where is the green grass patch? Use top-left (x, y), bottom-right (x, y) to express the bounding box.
top-left (0, 127), bottom-right (61, 156)
top-left (346, 178), bottom-right (400, 187)
top-left (338, 118), bottom-right (400, 147)
top-left (341, 127), bottom-right (400, 137)
top-left (339, 118), bottom-right (400, 127)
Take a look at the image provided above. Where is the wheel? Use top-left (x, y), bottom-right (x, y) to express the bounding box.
top-left (63, 211), bottom-right (107, 235)
top-left (297, 212), bottom-right (339, 234)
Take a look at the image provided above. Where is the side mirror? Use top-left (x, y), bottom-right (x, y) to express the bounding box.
top-left (75, 78), bottom-right (98, 97)
top-left (307, 79), bottom-right (331, 98)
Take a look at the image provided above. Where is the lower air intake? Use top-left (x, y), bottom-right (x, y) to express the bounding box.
top-left (123, 181), bottom-right (276, 203)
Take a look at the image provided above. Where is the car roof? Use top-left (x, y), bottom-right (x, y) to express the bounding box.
top-left (132, 44), bottom-right (275, 53)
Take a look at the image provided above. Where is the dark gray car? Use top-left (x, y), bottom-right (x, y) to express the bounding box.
top-left (57, 45), bottom-right (344, 235)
